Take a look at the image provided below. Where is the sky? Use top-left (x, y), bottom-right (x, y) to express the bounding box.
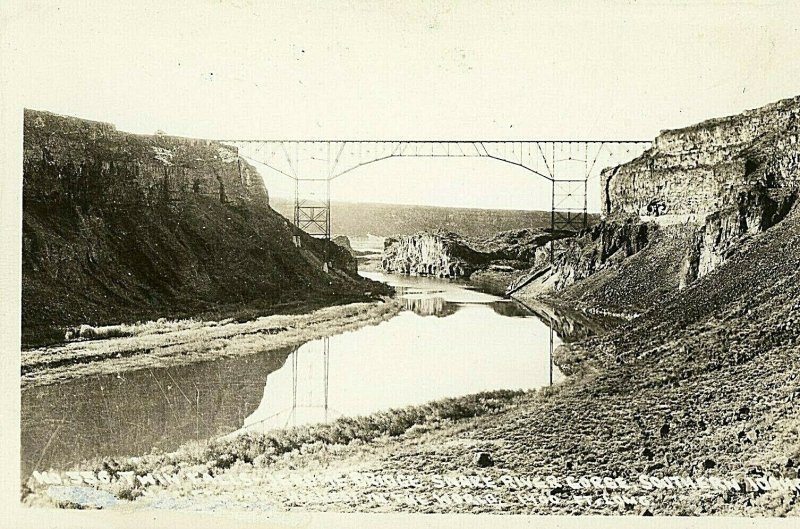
top-left (2, 0), bottom-right (800, 211)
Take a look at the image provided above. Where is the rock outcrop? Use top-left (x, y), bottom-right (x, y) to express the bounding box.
top-left (681, 185), bottom-right (797, 286)
top-left (23, 110), bottom-right (268, 210)
top-left (332, 235), bottom-right (355, 255)
top-left (381, 231), bottom-right (490, 278)
top-left (546, 219), bottom-right (652, 291)
top-left (516, 95), bottom-right (800, 309)
top-left (602, 95), bottom-right (800, 219)
top-left (380, 228), bottom-right (570, 279)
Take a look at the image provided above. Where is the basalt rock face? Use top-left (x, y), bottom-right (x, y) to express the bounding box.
top-left (527, 97), bottom-right (800, 307)
top-left (602, 95), bottom-right (800, 219)
top-left (22, 110), bottom-right (370, 346)
top-left (681, 185), bottom-right (797, 287)
top-left (381, 231), bottom-right (491, 278)
top-left (23, 110), bottom-right (269, 209)
top-left (548, 219), bottom-right (652, 291)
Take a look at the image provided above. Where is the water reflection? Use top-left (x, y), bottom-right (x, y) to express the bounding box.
top-left (21, 347), bottom-right (294, 478)
top-left (402, 296), bottom-right (459, 317)
top-left (490, 299), bottom-right (536, 318)
top-left (240, 272), bottom-right (571, 434)
top-left (512, 299), bottom-right (610, 343)
top-left (361, 270), bottom-right (498, 304)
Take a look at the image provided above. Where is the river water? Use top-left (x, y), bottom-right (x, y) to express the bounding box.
top-left (239, 271), bottom-right (564, 433)
top-left (21, 270), bottom-right (576, 478)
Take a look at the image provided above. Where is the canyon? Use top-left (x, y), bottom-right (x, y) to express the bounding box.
top-left (511, 95), bottom-right (800, 313)
top-left (21, 95), bottom-right (800, 516)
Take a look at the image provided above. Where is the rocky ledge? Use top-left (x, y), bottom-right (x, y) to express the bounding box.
top-left (381, 231), bottom-right (489, 277)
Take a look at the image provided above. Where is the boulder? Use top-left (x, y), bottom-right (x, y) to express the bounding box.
top-left (473, 452), bottom-right (494, 468)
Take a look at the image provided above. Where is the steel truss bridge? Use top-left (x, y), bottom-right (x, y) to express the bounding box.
top-left (221, 139), bottom-right (651, 268)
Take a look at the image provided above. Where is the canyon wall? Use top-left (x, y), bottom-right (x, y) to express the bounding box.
top-left (22, 110), bottom-right (372, 346)
top-left (602, 95), bottom-right (800, 219)
top-left (23, 110), bottom-right (268, 210)
top-left (517, 95), bottom-right (800, 309)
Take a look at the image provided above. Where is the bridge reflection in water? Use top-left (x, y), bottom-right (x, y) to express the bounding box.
top-left (239, 288), bottom-right (601, 434)
top-left (20, 278), bottom-right (604, 477)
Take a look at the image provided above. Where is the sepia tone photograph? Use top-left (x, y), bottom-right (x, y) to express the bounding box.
top-left (2, 1), bottom-right (800, 527)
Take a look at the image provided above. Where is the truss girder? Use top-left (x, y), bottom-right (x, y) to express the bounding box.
top-left (220, 139), bottom-right (651, 270)
top-left (224, 140), bottom-right (648, 183)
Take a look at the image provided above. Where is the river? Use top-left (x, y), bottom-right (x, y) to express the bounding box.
top-left (21, 270), bottom-right (583, 479)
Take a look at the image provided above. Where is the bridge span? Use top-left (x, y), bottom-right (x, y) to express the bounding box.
top-left (220, 140), bottom-right (651, 268)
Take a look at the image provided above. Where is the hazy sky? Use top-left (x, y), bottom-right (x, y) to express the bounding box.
top-left (3, 0), bottom-right (800, 211)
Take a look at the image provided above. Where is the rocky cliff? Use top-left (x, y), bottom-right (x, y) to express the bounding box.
top-left (500, 100), bottom-right (800, 515)
top-left (380, 228), bottom-right (570, 279)
top-left (381, 231), bottom-right (490, 278)
top-left (602, 95), bottom-right (800, 219)
top-left (22, 110), bottom-right (378, 346)
top-left (515, 96), bottom-right (800, 312)
top-left (23, 110), bottom-right (269, 210)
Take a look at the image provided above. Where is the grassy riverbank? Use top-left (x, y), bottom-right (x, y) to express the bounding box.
top-left (21, 297), bottom-right (402, 389)
top-left (22, 389), bottom-right (526, 506)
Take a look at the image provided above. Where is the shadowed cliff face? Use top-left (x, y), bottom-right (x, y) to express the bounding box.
top-left (681, 185), bottom-right (797, 286)
top-left (21, 110), bottom-right (378, 346)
